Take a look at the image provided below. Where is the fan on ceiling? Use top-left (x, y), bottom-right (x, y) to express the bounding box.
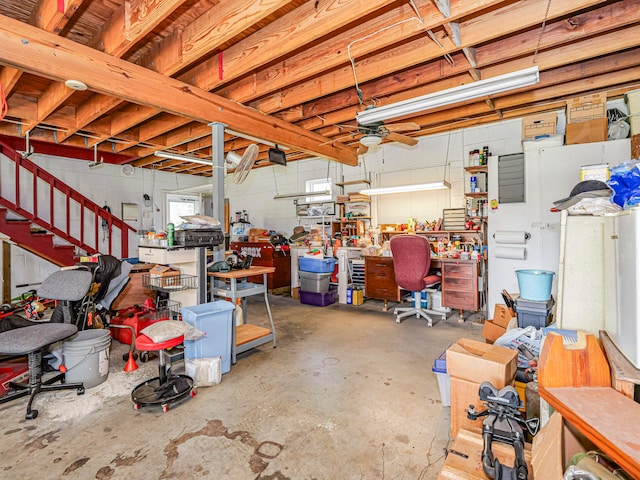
top-left (226, 143), bottom-right (259, 184)
top-left (322, 119), bottom-right (420, 153)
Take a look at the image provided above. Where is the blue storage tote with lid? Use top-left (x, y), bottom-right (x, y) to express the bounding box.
top-left (432, 348), bottom-right (450, 407)
top-left (181, 301), bottom-right (235, 374)
top-left (299, 257), bottom-right (335, 273)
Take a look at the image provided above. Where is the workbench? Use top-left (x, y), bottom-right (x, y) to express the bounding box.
top-left (208, 266), bottom-right (276, 364)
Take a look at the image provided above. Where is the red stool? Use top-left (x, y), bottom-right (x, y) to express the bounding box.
top-left (130, 333), bottom-right (195, 412)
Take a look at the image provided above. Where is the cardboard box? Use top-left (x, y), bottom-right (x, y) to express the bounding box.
top-left (522, 112), bottom-right (557, 139)
top-left (446, 338), bottom-right (518, 388)
top-left (531, 412), bottom-right (591, 480)
top-left (450, 376), bottom-right (484, 438)
top-left (482, 320), bottom-right (506, 344)
top-left (149, 265), bottom-right (181, 288)
top-left (565, 117), bottom-right (608, 145)
top-left (492, 303), bottom-right (514, 328)
top-left (632, 134), bottom-right (640, 160)
top-left (439, 429), bottom-right (532, 479)
top-left (566, 92), bottom-right (607, 123)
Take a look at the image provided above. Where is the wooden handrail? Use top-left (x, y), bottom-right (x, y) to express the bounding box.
top-left (0, 140), bottom-right (136, 258)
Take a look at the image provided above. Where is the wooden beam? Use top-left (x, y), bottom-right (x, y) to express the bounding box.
top-left (1, 239), bottom-right (10, 304)
top-left (0, 17), bottom-right (357, 163)
top-left (29, 0), bottom-right (86, 32)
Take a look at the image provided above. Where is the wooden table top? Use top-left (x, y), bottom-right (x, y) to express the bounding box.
top-left (207, 265), bottom-right (276, 279)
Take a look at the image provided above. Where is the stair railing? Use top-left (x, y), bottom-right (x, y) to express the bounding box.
top-left (0, 140), bottom-right (137, 258)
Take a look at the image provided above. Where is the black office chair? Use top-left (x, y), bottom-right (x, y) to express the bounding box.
top-left (390, 235), bottom-right (447, 326)
top-left (0, 269), bottom-right (92, 419)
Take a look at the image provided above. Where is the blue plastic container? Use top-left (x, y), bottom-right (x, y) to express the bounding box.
top-left (432, 349), bottom-right (450, 407)
top-left (181, 301), bottom-right (235, 374)
top-left (299, 257), bottom-right (335, 273)
top-left (515, 269), bottom-right (555, 301)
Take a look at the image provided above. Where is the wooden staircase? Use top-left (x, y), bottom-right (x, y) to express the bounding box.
top-left (0, 208), bottom-right (76, 266)
top-left (0, 140), bottom-right (137, 267)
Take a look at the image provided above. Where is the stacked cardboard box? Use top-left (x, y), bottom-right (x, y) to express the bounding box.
top-left (446, 338), bottom-right (518, 437)
top-left (481, 303), bottom-right (516, 344)
top-left (565, 93), bottom-right (608, 145)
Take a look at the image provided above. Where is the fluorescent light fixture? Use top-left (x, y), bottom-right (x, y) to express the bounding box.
top-left (359, 181), bottom-right (450, 196)
top-left (154, 150), bottom-right (213, 166)
top-left (225, 129), bottom-right (290, 150)
top-left (273, 190), bottom-right (331, 200)
top-left (356, 66), bottom-right (539, 125)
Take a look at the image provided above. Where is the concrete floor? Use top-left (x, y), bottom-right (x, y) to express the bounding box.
top-left (0, 295), bottom-right (483, 480)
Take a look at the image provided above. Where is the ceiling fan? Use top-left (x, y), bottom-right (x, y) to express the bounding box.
top-left (226, 143), bottom-right (259, 184)
top-left (322, 120), bottom-right (420, 153)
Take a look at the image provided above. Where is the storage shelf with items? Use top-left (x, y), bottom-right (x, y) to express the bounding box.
top-left (335, 180), bottom-right (372, 241)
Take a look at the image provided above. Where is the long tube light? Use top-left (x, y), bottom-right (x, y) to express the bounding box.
top-left (154, 150), bottom-right (213, 166)
top-left (359, 181), bottom-right (450, 196)
top-left (273, 190), bottom-right (331, 200)
top-left (356, 66), bottom-right (539, 125)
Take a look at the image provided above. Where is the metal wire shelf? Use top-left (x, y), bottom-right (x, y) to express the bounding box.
top-left (145, 299), bottom-right (182, 321)
top-left (142, 273), bottom-right (198, 292)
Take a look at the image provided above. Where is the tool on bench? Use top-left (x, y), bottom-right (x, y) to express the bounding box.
top-left (467, 381), bottom-right (539, 480)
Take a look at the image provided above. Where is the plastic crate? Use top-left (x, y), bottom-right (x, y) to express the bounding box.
top-left (299, 257), bottom-right (335, 273)
top-left (181, 301), bottom-right (235, 374)
top-left (299, 271), bottom-right (331, 293)
top-left (516, 307), bottom-right (552, 329)
top-left (515, 296), bottom-right (554, 312)
top-left (299, 289), bottom-right (336, 306)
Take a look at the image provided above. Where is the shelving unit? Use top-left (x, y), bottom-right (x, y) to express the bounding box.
top-left (296, 215), bottom-right (337, 243)
top-left (335, 179), bottom-right (372, 237)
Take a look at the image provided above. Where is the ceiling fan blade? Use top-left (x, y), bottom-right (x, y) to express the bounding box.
top-left (386, 132), bottom-right (418, 146)
top-left (384, 122), bottom-right (420, 132)
top-left (318, 132), bottom-right (357, 146)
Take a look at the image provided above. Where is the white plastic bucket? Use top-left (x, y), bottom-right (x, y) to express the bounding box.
top-left (63, 329), bottom-right (111, 389)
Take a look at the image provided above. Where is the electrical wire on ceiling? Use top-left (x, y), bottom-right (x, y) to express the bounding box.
top-left (532, 0), bottom-right (552, 65)
top-left (348, 0), bottom-right (424, 108)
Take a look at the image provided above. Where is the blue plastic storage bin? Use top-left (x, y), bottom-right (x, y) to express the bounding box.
top-left (432, 349), bottom-right (450, 407)
top-left (299, 257), bottom-right (335, 273)
top-left (181, 301), bottom-right (235, 374)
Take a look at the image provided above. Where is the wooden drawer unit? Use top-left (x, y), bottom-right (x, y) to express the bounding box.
top-left (442, 260), bottom-right (478, 311)
top-left (364, 256), bottom-right (399, 302)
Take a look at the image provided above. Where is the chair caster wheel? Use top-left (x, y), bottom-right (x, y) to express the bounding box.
top-left (26, 410), bottom-right (38, 420)
top-left (140, 351), bottom-right (149, 363)
top-left (77, 386), bottom-right (85, 395)
top-left (123, 352), bottom-right (138, 362)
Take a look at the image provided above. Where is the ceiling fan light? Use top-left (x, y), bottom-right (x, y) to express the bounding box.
top-left (360, 135), bottom-right (382, 147)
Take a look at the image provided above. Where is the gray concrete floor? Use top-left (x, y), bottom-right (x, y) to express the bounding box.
top-left (0, 295), bottom-right (483, 479)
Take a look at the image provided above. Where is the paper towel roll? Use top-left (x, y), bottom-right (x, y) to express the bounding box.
top-left (494, 231), bottom-right (529, 244)
top-left (495, 246), bottom-right (527, 260)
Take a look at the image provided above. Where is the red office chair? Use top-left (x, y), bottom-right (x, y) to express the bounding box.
top-left (390, 235), bottom-right (447, 326)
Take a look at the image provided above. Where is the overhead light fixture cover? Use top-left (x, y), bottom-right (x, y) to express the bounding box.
top-left (357, 66), bottom-right (539, 124)
top-left (64, 79), bottom-right (88, 91)
top-left (154, 150), bottom-right (213, 166)
top-left (359, 181), bottom-right (450, 196)
top-left (360, 135), bottom-right (383, 147)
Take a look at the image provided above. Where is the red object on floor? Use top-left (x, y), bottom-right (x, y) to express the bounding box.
top-left (0, 359), bottom-right (29, 397)
top-left (110, 306), bottom-right (164, 345)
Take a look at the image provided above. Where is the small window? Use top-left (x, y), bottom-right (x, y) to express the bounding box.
top-left (305, 178), bottom-right (332, 203)
top-left (166, 194), bottom-right (202, 226)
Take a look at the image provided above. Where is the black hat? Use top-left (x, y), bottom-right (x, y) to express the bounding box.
top-left (553, 180), bottom-right (611, 210)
